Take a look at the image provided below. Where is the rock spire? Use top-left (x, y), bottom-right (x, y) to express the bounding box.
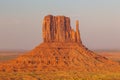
top-left (42, 15), bottom-right (82, 43)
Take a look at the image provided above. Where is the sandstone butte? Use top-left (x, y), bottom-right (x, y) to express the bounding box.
top-left (0, 15), bottom-right (120, 72)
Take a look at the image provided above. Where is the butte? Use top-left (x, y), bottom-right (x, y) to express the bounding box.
top-left (0, 15), bottom-right (120, 72)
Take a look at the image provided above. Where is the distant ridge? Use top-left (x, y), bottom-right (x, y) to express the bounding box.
top-left (0, 49), bottom-right (28, 53)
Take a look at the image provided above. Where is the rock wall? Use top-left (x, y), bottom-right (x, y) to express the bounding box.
top-left (42, 15), bottom-right (81, 43)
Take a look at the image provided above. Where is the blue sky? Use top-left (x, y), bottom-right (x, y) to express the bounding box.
top-left (0, 0), bottom-right (120, 50)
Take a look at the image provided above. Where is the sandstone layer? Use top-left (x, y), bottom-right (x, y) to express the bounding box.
top-left (0, 15), bottom-right (120, 72)
top-left (42, 15), bottom-right (81, 43)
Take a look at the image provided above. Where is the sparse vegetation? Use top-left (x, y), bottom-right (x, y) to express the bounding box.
top-left (0, 71), bottom-right (120, 80)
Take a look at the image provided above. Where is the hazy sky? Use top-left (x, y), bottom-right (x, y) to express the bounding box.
top-left (0, 0), bottom-right (120, 50)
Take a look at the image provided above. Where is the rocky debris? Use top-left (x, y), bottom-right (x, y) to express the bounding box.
top-left (42, 15), bottom-right (81, 43)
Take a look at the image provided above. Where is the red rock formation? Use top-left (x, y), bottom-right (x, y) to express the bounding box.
top-left (42, 15), bottom-right (81, 43)
top-left (0, 15), bottom-right (120, 72)
top-left (76, 20), bottom-right (81, 43)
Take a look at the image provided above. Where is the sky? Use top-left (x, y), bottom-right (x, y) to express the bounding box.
top-left (0, 0), bottom-right (120, 51)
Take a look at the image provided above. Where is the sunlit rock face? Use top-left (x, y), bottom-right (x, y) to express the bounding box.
top-left (42, 15), bottom-right (81, 43)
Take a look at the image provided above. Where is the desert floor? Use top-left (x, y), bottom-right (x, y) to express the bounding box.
top-left (95, 51), bottom-right (120, 62)
top-left (0, 51), bottom-right (120, 80)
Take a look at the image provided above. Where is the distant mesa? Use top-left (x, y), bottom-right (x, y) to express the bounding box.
top-left (0, 15), bottom-right (120, 72)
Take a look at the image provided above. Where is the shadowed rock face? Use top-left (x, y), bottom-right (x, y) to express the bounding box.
top-left (0, 15), bottom-right (120, 72)
top-left (42, 15), bottom-right (81, 43)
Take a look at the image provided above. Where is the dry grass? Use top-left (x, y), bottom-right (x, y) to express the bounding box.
top-left (0, 71), bottom-right (120, 80)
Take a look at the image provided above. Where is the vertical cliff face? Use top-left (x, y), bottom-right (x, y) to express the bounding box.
top-left (76, 20), bottom-right (81, 43)
top-left (42, 15), bottom-right (82, 43)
